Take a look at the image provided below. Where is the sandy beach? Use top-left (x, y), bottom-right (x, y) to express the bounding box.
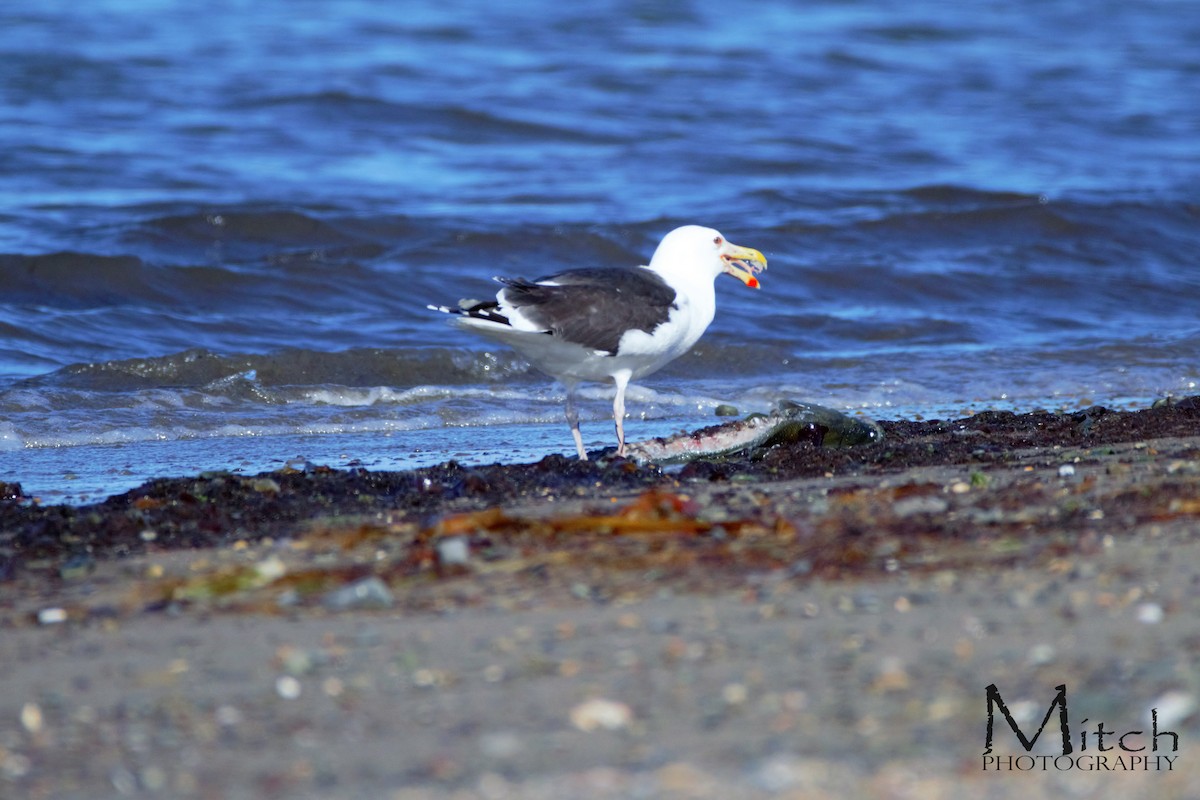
top-left (4, 399), bottom-right (1200, 798)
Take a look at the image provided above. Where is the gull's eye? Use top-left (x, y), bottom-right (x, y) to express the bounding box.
top-left (713, 236), bottom-right (723, 245)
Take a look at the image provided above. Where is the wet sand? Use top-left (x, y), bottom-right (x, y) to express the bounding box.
top-left (3, 400), bottom-right (1200, 798)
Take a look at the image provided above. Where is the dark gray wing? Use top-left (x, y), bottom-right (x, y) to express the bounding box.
top-left (497, 267), bottom-right (678, 355)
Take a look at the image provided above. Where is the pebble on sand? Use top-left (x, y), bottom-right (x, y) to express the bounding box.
top-left (321, 577), bottom-right (395, 611)
top-left (1136, 602), bottom-right (1164, 624)
top-left (275, 675), bottom-right (302, 699)
top-left (1151, 690), bottom-right (1196, 729)
top-left (436, 537), bottom-right (471, 568)
top-left (569, 698), bottom-right (634, 732)
top-left (36, 607), bottom-right (68, 625)
top-left (20, 702), bottom-right (43, 734)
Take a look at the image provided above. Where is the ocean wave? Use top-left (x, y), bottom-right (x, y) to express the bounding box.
top-left (139, 209), bottom-right (367, 249)
top-left (230, 89), bottom-right (622, 147)
top-left (0, 251), bottom-right (261, 310)
top-left (12, 347), bottom-right (534, 394)
top-left (2, 348), bottom-right (1193, 455)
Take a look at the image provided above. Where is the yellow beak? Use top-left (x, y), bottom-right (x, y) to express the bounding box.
top-left (720, 242), bottom-right (768, 289)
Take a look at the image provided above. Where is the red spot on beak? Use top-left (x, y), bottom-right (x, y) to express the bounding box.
top-left (747, 277), bottom-right (759, 289)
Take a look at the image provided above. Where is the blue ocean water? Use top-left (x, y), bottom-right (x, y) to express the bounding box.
top-left (1, 0), bottom-right (1198, 502)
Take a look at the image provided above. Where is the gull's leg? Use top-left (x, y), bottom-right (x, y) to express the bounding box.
top-left (612, 371), bottom-right (632, 457)
top-left (564, 380), bottom-right (587, 460)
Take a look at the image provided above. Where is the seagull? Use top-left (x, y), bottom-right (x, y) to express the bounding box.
top-left (428, 225), bottom-right (767, 459)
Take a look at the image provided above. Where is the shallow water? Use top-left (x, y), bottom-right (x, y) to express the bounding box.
top-left (2, 0), bottom-right (1198, 502)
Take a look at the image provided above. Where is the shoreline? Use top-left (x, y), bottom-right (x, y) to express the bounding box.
top-left (3, 398), bottom-right (1200, 797)
top-left (5, 397), bottom-right (1200, 583)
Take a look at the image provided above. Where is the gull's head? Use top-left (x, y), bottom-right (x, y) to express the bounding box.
top-left (648, 225), bottom-right (767, 289)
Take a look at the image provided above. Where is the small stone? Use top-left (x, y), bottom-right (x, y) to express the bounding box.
top-left (321, 577), bottom-right (394, 611)
top-left (1058, 464), bottom-right (1076, 477)
top-left (569, 698), bottom-right (634, 732)
top-left (20, 702), bottom-right (43, 734)
top-left (721, 683), bottom-right (748, 705)
top-left (251, 478), bottom-right (282, 494)
top-left (927, 694), bottom-right (959, 722)
top-left (412, 668), bottom-right (448, 688)
top-left (714, 404), bottom-right (740, 417)
top-left (275, 675), bottom-right (302, 699)
top-left (871, 657), bottom-right (910, 692)
top-left (436, 537), bottom-right (470, 568)
top-left (1151, 691), bottom-right (1195, 729)
top-left (1136, 602), bottom-right (1164, 624)
top-left (255, 555), bottom-right (287, 583)
top-left (37, 607), bottom-right (68, 625)
top-left (1027, 643), bottom-right (1056, 665)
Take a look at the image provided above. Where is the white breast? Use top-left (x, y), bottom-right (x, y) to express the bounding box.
top-left (614, 281), bottom-right (716, 379)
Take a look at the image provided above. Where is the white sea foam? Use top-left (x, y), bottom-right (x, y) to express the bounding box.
top-left (1, 359), bottom-right (1194, 506)
top-left (0, 423), bottom-right (22, 451)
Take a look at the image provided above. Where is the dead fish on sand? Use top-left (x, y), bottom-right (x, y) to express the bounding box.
top-left (622, 400), bottom-right (882, 464)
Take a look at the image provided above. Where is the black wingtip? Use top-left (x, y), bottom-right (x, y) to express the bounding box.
top-left (428, 298), bottom-right (511, 326)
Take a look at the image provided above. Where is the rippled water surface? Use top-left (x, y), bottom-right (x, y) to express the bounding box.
top-left (2, 0), bottom-right (1198, 501)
